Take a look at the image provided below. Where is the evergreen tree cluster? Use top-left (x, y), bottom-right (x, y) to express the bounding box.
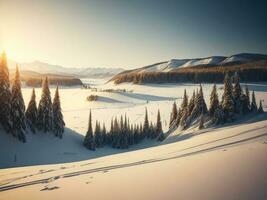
top-left (0, 52), bottom-right (65, 142)
top-left (169, 72), bottom-right (264, 131)
top-left (84, 108), bottom-right (164, 150)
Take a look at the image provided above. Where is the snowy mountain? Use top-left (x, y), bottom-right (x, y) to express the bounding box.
top-left (120, 53), bottom-right (267, 74)
top-left (8, 60), bottom-right (124, 78)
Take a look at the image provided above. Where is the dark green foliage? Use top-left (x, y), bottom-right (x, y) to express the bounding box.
top-left (84, 110), bottom-right (95, 150)
top-left (191, 85), bottom-right (207, 120)
top-left (222, 74), bottom-right (235, 121)
top-left (0, 52), bottom-right (12, 133)
top-left (188, 91), bottom-right (195, 116)
top-left (52, 87), bottom-right (65, 138)
top-left (250, 91), bottom-right (257, 113)
top-left (94, 121), bottom-right (102, 147)
top-left (198, 114), bottom-right (204, 129)
top-left (209, 84), bottom-right (219, 116)
top-left (156, 110), bottom-right (164, 141)
top-left (245, 85), bottom-right (250, 110)
top-left (26, 88), bottom-right (38, 133)
top-left (143, 108), bottom-right (150, 138)
top-left (37, 77), bottom-right (53, 132)
top-left (258, 100), bottom-right (264, 113)
top-left (10, 66), bottom-right (26, 142)
top-left (169, 101), bottom-right (177, 128)
top-left (233, 72), bottom-right (242, 113)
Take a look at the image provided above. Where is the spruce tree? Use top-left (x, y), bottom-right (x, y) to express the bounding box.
top-left (258, 100), bottom-right (264, 113)
top-left (10, 66), bottom-right (26, 142)
top-left (37, 77), bottom-right (53, 132)
top-left (250, 91), bottom-right (257, 113)
top-left (198, 113), bottom-right (204, 129)
top-left (94, 121), bottom-right (102, 147)
top-left (143, 108), bottom-right (149, 138)
top-left (191, 85), bottom-right (207, 120)
top-left (26, 88), bottom-right (38, 133)
top-left (84, 110), bottom-right (95, 150)
top-left (180, 89), bottom-right (188, 114)
top-left (188, 90), bottom-right (195, 116)
top-left (169, 101), bottom-right (177, 128)
top-left (209, 84), bottom-right (219, 116)
top-left (245, 85), bottom-right (250, 110)
top-left (233, 72), bottom-right (242, 113)
top-left (222, 74), bottom-right (235, 120)
top-left (52, 86), bottom-right (65, 138)
top-left (156, 110), bottom-right (164, 141)
top-left (0, 52), bottom-right (12, 133)
top-left (102, 123), bottom-right (107, 145)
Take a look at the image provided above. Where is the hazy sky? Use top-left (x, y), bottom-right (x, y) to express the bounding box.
top-left (0, 0), bottom-right (266, 69)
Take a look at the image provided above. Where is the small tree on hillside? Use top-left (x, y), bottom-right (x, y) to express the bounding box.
top-left (26, 88), bottom-right (38, 133)
top-left (222, 74), bottom-right (235, 121)
top-left (143, 108), bottom-right (150, 138)
top-left (209, 84), bottom-right (219, 116)
top-left (188, 90), bottom-right (195, 116)
top-left (258, 100), bottom-right (264, 113)
top-left (233, 72), bottom-right (242, 113)
top-left (169, 101), bottom-right (177, 128)
top-left (245, 85), bottom-right (250, 110)
top-left (37, 77), bottom-right (53, 132)
top-left (250, 91), bottom-right (257, 113)
top-left (191, 85), bottom-right (207, 120)
top-left (94, 121), bottom-right (102, 147)
top-left (84, 110), bottom-right (95, 150)
top-left (156, 110), bottom-right (164, 141)
top-left (10, 66), bottom-right (26, 142)
top-left (52, 86), bottom-right (65, 138)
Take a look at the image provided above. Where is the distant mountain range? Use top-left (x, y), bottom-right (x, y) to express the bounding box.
top-left (8, 60), bottom-right (124, 78)
top-left (111, 53), bottom-right (267, 84)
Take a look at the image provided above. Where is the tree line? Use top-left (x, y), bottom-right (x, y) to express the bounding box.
top-left (169, 72), bottom-right (264, 130)
top-left (83, 108), bottom-right (164, 150)
top-left (0, 52), bottom-right (65, 142)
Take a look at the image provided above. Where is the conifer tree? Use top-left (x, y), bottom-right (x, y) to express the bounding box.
top-left (169, 101), bottom-right (177, 128)
top-left (102, 123), bottom-right (107, 145)
top-left (95, 121), bottom-right (102, 147)
top-left (143, 108), bottom-right (149, 138)
top-left (175, 108), bottom-right (182, 127)
top-left (198, 113), bottom-right (204, 129)
top-left (209, 84), bottom-right (219, 116)
top-left (258, 100), bottom-right (264, 113)
top-left (52, 86), bottom-right (65, 138)
top-left (180, 89), bottom-right (188, 114)
top-left (156, 110), bottom-right (164, 141)
top-left (188, 90), bottom-right (195, 116)
top-left (191, 85), bottom-right (207, 120)
top-left (84, 110), bottom-right (95, 150)
top-left (245, 85), bottom-right (250, 110)
top-left (10, 66), bottom-right (26, 142)
top-left (0, 52), bottom-right (12, 133)
top-left (233, 72), bottom-right (242, 113)
top-left (222, 74), bottom-right (235, 120)
top-left (37, 77), bottom-right (53, 132)
top-left (250, 91), bottom-right (257, 113)
top-left (26, 88), bottom-right (38, 133)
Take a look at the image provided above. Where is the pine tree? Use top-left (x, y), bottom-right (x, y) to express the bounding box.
top-left (156, 110), bottom-right (164, 141)
top-left (175, 108), bottom-right (182, 127)
top-left (250, 91), bottom-right (257, 113)
top-left (0, 52), bottom-right (12, 133)
top-left (37, 77), bottom-right (53, 132)
top-left (169, 101), bottom-right (177, 128)
top-left (180, 89), bottom-right (188, 113)
top-left (258, 100), bottom-right (264, 113)
top-left (143, 108), bottom-right (149, 138)
top-left (233, 72), bottom-right (242, 113)
top-left (83, 110), bottom-right (95, 150)
top-left (198, 113), bottom-right (204, 129)
top-left (209, 84), bottom-right (219, 116)
top-left (213, 105), bottom-right (225, 125)
top-left (222, 74), bottom-right (235, 120)
top-left (240, 91), bottom-right (250, 114)
top-left (245, 85), bottom-right (250, 110)
top-left (95, 121), bottom-right (102, 147)
top-left (26, 88), bottom-right (38, 133)
top-left (188, 90), bottom-right (195, 116)
top-left (10, 66), bottom-right (26, 142)
top-left (102, 123), bottom-right (107, 145)
top-left (52, 86), bottom-right (65, 138)
top-left (191, 85), bottom-right (207, 120)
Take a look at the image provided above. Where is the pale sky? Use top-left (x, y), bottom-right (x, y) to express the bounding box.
top-left (0, 0), bottom-right (266, 69)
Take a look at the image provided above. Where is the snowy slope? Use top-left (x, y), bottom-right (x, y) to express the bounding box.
top-left (0, 117), bottom-right (267, 199)
top-left (122, 53), bottom-right (267, 74)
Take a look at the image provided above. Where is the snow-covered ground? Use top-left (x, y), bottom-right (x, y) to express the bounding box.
top-left (0, 79), bottom-right (267, 199)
